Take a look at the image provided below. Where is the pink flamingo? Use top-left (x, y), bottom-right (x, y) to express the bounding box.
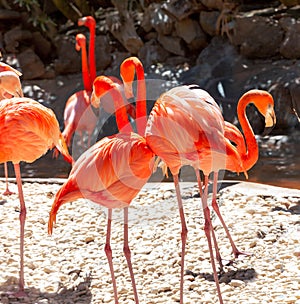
top-left (145, 86), bottom-right (276, 304)
top-left (120, 56), bottom-right (276, 303)
top-left (60, 33), bottom-right (97, 151)
top-left (78, 15), bottom-right (136, 119)
top-left (0, 97), bottom-right (73, 296)
top-left (48, 76), bottom-right (155, 304)
top-left (0, 62), bottom-right (23, 195)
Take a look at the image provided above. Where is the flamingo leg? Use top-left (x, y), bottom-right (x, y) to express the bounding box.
top-left (123, 207), bottom-right (139, 304)
top-left (13, 163), bottom-right (27, 297)
top-left (194, 168), bottom-right (203, 197)
top-left (173, 174), bottom-right (188, 304)
top-left (104, 209), bottom-right (119, 304)
top-left (195, 170), bottom-right (224, 271)
top-left (3, 162), bottom-right (14, 196)
top-left (211, 172), bottom-right (251, 259)
top-left (202, 175), bottom-right (224, 304)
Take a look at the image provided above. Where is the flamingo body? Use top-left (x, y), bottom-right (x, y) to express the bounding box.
top-left (0, 97), bottom-right (72, 296)
top-left (61, 33), bottom-right (97, 150)
top-left (145, 85), bottom-right (244, 175)
top-left (0, 98), bottom-right (73, 164)
top-left (49, 132), bottom-right (154, 225)
top-left (0, 63), bottom-right (23, 195)
top-left (62, 90), bottom-right (97, 147)
top-left (49, 76), bottom-right (154, 303)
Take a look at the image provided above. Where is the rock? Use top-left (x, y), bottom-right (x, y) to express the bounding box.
top-left (200, 0), bottom-right (224, 10)
top-left (138, 39), bottom-right (169, 67)
top-left (199, 10), bottom-right (220, 36)
top-left (279, 17), bottom-right (300, 59)
top-left (231, 14), bottom-right (284, 58)
top-left (0, 9), bottom-right (21, 20)
top-left (54, 36), bottom-right (81, 74)
top-left (4, 26), bottom-right (32, 53)
top-left (95, 35), bottom-right (112, 71)
top-left (31, 31), bottom-right (52, 61)
top-left (162, 0), bottom-right (203, 20)
top-left (175, 18), bottom-right (207, 47)
top-left (157, 34), bottom-right (186, 56)
top-left (149, 4), bottom-right (174, 35)
top-left (106, 10), bottom-right (144, 54)
top-left (279, 0), bottom-right (300, 6)
top-left (17, 48), bottom-right (46, 79)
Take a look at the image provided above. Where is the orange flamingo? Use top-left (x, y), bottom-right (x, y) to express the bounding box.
top-left (0, 97), bottom-right (73, 296)
top-left (48, 76), bottom-right (155, 304)
top-left (78, 16), bottom-right (96, 84)
top-left (120, 57), bottom-right (230, 302)
top-left (0, 62), bottom-right (23, 195)
top-left (145, 85), bottom-right (245, 304)
top-left (77, 16), bottom-right (136, 121)
top-left (120, 56), bottom-right (276, 303)
top-left (145, 86), bottom-right (276, 304)
top-left (61, 33), bottom-right (97, 150)
top-left (209, 89), bottom-right (276, 264)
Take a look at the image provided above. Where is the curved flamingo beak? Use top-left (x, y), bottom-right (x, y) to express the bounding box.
top-left (16, 89), bottom-right (23, 97)
top-left (262, 106), bottom-right (276, 136)
top-left (122, 81), bottom-right (134, 100)
top-left (90, 90), bottom-right (99, 108)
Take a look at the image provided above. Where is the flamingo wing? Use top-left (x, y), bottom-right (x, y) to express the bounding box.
top-left (48, 132), bottom-right (155, 230)
top-left (0, 98), bottom-right (73, 164)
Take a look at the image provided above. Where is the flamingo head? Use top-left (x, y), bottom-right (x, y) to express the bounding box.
top-left (91, 76), bottom-right (116, 108)
top-left (78, 16), bottom-right (96, 30)
top-left (0, 62), bottom-right (22, 76)
top-left (120, 56), bottom-right (144, 100)
top-left (252, 90), bottom-right (276, 135)
top-left (0, 71), bottom-right (23, 98)
top-left (75, 33), bottom-right (86, 52)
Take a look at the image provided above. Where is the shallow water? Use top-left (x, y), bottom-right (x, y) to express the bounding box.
top-left (1, 133), bottom-right (299, 190)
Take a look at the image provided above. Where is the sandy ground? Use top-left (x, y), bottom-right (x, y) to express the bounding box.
top-left (0, 179), bottom-right (299, 304)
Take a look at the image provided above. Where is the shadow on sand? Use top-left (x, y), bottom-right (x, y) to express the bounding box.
top-left (0, 273), bottom-right (92, 303)
top-left (186, 267), bottom-right (257, 284)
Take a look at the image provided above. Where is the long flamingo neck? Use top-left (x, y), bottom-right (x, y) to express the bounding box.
top-left (80, 42), bottom-right (92, 92)
top-left (89, 25), bottom-right (96, 83)
top-left (135, 64), bottom-right (147, 136)
top-left (110, 88), bottom-right (133, 133)
top-left (237, 96), bottom-right (258, 170)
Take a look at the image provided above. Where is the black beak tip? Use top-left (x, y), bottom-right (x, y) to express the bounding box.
top-left (91, 104), bottom-right (99, 117)
top-left (262, 126), bottom-right (274, 136)
top-left (127, 97), bottom-right (135, 105)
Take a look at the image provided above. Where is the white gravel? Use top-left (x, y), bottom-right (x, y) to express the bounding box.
top-left (0, 180), bottom-right (299, 304)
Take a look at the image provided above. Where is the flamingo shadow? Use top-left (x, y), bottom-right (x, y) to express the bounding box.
top-left (0, 273), bottom-right (92, 303)
top-left (271, 203), bottom-right (300, 215)
top-left (186, 267), bottom-right (257, 284)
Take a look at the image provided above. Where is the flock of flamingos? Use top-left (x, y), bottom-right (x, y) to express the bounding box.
top-left (0, 16), bottom-right (277, 304)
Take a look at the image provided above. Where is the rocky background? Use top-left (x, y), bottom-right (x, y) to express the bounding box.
top-left (1, 0), bottom-right (300, 134)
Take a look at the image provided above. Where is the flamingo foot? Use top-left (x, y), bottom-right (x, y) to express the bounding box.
top-left (14, 290), bottom-right (27, 298)
top-left (3, 189), bottom-right (14, 196)
top-left (223, 249), bottom-right (253, 267)
top-left (6, 289), bottom-right (27, 298)
top-left (233, 248), bottom-right (252, 259)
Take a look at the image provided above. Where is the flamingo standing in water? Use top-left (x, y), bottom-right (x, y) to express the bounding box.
top-left (0, 62), bottom-right (23, 195)
top-left (0, 97), bottom-right (73, 296)
top-left (48, 76), bottom-right (155, 304)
